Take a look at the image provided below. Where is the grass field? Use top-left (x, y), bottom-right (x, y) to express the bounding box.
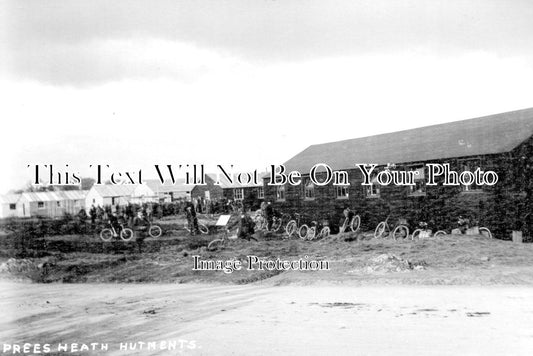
top-left (3, 219), bottom-right (533, 355)
top-left (2, 219), bottom-right (533, 285)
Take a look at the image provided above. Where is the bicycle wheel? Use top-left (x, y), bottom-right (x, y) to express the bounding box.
top-left (100, 228), bottom-right (113, 242)
top-left (285, 220), bottom-right (297, 237)
top-left (479, 227), bottom-right (492, 239)
top-left (350, 215), bottom-right (361, 232)
top-left (199, 223), bottom-right (209, 235)
top-left (149, 225), bottom-right (162, 238)
top-left (207, 238), bottom-right (225, 251)
top-left (434, 230), bottom-right (446, 237)
top-left (120, 228), bottom-right (134, 241)
top-left (411, 229), bottom-right (422, 240)
top-left (299, 224), bottom-right (309, 240)
top-left (307, 227), bottom-right (317, 240)
top-left (374, 222), bottom-right (387, 238)
top-left (393, 225), bottom-right (409, 240)
top-left (319, 226), bottom-right (331, 239)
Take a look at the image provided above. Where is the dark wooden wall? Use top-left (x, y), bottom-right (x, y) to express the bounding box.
top-left (191, 175), bottom-right (223, 201)
top-left (263, 145), bottom-right (533, 239)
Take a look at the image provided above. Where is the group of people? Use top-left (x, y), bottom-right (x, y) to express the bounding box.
top-left (184, 200), bottom-right (265, 240)
top-left (227, 201), bottom-right (275, 240)
top-left (86, 203), bottom-right (153, 232)
top-left (82, 198), bottom-right (278, 241)
top-left (192, 197), bottom-right (244, 215)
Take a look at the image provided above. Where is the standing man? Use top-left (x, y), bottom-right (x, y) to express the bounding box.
top-left (265, 202), bottom-right (274, 231)
top-left (89, 204), bottom-right (97, 226)
top-left (340, 206), bottom-right (355, 233)
top-left (185, 200), bottom-right (199, 235)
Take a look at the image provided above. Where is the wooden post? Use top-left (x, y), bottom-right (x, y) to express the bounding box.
top-left (512, 231), bottom-right (523, 243)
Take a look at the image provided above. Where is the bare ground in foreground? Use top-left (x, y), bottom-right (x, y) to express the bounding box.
top-left (1, 283), bottom-right (533, 355)
top-left (2, 232), bottom-right (533, 355)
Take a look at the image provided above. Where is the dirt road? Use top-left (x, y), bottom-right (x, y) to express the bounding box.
top-left (2, 282), bottom-right (533, 355)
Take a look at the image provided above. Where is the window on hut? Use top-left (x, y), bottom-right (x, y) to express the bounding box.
top-left (304, 177), bottom-right (315, 200)
top-left (336, 185), bottom-right (349, 199)
top-left (408, 166), bottom-right (426, 196)
top-left (234, 188), bottom-right (244, 201)
top-left (460, 159), bottom-right (483, 192)
top-left (276, 185), bottom-right (285, 201)
top-left (366, 185), bottom-right (380, 198)
top-left (365, 175), bottom-right (380, 198)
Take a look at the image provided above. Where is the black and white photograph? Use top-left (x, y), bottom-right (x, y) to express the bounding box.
top-left (1, 1), bottom-right (533, 355)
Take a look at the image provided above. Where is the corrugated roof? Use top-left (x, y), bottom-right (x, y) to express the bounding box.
top-left (61, 190), bottom-right (88, 200)
top-left (0, 194), bottom-right (21, 204)
top-left (91, 185), bottom-right (137, 197)
top-left (21, 190), bottom-right (88, 202)
top-left (22, 192), bottom-right (61, 202)
top-left (283, 107), bottom-right (533, 173)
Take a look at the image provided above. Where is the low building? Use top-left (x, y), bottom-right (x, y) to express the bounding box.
top-left (0, 194), bottom-right (21, 218)
top-left (215, 173), bottom-right (265, 210)
top-left (191, 175), bottom-right (224, 202)
top-left (85, 185), bottom-right (136, 209)
top-left (131, 180), bottom-right (184, 203)
top-left (135, 178), bottom-right (222, 203)
top-left (264, 107), bottom-right (533, 238)
top-left (18, 190), bottom-right (88, 218)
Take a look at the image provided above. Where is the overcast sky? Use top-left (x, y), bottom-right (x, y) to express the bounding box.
top-left (1, 0), bottom-right (533, 193)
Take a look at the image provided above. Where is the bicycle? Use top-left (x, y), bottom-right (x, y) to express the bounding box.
top-left (182, 220), bottom-right (209, 235)
top-left (207, 230), bottom-right (226, 251)
top-left (271, 213), bottom-right (292, 233)
top-left (434, 218), bottom-right (492, 239)
top-left (285, 213), bottom-right (309, 239)
top-left (339, 213), bottom-right (361, 234)
top-left (303, 220), bottom-right (331, 240)
top-left (207, 225), bottom-right (257, 250)
top-left (374, 214), bottom-right (409, 240)
top-left (100, 222), bottom-right (134, 242)
top-left (411, 222), bottom-right (433, 240)
top-left (137, 220), bottom-right (163, 238)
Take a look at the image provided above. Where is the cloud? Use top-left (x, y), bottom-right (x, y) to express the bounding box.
top-left (3, 0), bottom-right (533, 86)
top-left (4, 37), bottom-right (244, 86)
top-left (1, 47), bottom-right (533, 192)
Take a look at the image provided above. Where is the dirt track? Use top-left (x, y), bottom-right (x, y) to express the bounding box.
top-left (3, 233), bottom-right (533, 355)
top-left (2, 282), bottom-right (533, 355)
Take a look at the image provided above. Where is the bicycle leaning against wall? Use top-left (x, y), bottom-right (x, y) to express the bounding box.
top-left (285, 213), bottom-right (310, 239)
top-left (301, 219), bottom-right (331, 240)
top-left (339, 208), bottom-right (361, 234)
top-left (433, 216), bottom-right (492, 239)
top-left (410, 221), bottom-right (434, 240)
top-left (374, 213), bottom-right (410, 240)
top-left (271, 212), bottom-right (292, 233)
